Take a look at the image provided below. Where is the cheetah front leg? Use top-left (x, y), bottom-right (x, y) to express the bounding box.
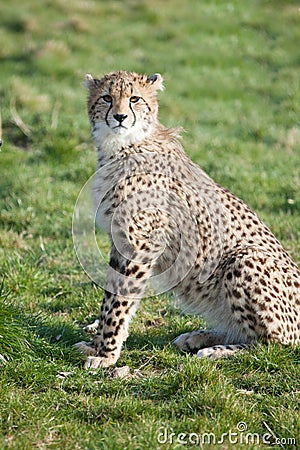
top-left (75, 245), bottom-right (152, 369)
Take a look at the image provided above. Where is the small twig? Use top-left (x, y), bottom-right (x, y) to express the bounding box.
top-left (51, 100), bottom-right (61, 129)
top-left (10, 97), bottom-right (31, 136)
top-left (137, 355), bottom-right (156, 371)
top-left (263, 421), bottom-right (286, 450)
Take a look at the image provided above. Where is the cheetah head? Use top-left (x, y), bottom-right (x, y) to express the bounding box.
top-left (85, 70), bottom-right (164, 155)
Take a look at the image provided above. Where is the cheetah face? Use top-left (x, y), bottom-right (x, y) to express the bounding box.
top-left (85, 71), bottom-right (164, 155)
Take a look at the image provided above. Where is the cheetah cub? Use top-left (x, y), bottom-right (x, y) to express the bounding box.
top-left (75, 70), bottom-right (300, 369)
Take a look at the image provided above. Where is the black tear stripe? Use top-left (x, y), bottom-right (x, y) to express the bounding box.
top-left (129, 97), bottom-right (151, 127)
top-left (105, 102), bottom-right (113, 127)
top-left (129, 102), bottom-right (137, 127)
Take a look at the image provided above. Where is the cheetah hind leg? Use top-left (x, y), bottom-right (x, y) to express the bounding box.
top-left (173, 330), bottom-right (250, 359)
top-left (173, 330), bottom-right (226, 353)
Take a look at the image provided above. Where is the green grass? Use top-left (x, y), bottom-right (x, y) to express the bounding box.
top-left (0, 0), bottom-right (299, 448)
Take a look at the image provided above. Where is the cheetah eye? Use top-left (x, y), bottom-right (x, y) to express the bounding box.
top-left (102, 95), bottom-right (112, 103)
top-left (130, 96), bottom-right (141, 104)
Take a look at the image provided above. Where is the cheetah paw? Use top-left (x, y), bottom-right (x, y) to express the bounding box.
top-left (83, 319), bottom-right (100, 334)
top-left (173, 332), bottom-right (195, 352)
top-left (73, 341), bottom-right (97, 356)
top-left (84, 355), bottom-right (117, 369)
top-left (173, 330), bottom-right (212, 353)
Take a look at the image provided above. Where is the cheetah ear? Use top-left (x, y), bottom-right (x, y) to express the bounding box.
top-left (84, 73), bottom-right (94, 89)
top-left (84, 73), bottom-right (101, 90)
top-left (147, 73), bottom-right (164, 91)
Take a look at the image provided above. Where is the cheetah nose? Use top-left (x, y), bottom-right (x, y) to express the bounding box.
top-left (113, 114), bottom-right (128, 124)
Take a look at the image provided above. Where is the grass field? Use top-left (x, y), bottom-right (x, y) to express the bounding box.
top-left (0, 0), bottom-right (299, 449)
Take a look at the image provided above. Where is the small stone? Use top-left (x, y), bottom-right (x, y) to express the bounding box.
top-left (110, 366), bottom-right (131, 379)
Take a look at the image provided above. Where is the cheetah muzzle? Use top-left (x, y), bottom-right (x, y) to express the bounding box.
top-left (74, 70), bottom-right (300, 369)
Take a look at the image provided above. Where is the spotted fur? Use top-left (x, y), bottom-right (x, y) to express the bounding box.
top-left (75, 71), bottom-right (300, 368)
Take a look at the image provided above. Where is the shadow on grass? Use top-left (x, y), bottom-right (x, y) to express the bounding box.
top-left (0, 288), bottom-right (83, 365)
top-left (126, 324), bottom-right (189, 351)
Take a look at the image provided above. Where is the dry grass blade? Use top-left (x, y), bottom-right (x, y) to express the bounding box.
top-left (51, 100), bottom-right (61, 129)
top-left (10, 97), bottom-right (31, 136)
